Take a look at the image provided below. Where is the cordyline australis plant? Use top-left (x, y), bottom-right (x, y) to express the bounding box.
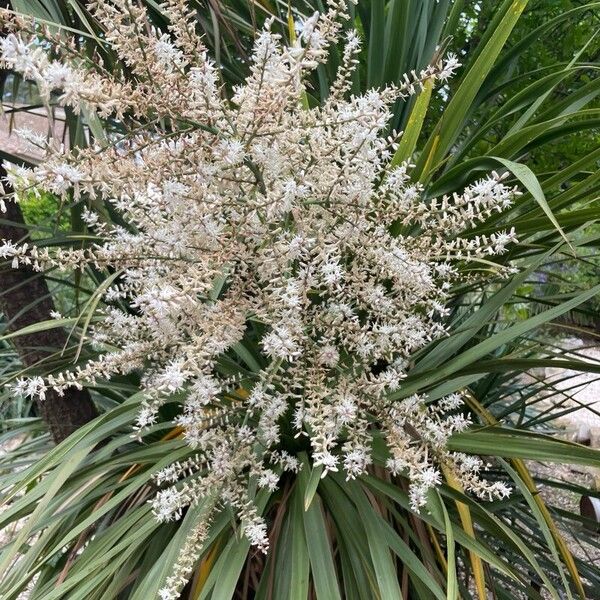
top-left (0, 0), bottom-right (520, 596)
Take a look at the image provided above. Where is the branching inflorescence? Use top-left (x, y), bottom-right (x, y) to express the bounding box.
top-left (0, 1), bottom-right (515, 596)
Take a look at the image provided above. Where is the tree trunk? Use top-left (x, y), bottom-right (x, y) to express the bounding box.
top-left (0, 169), bottom-right (98, 443)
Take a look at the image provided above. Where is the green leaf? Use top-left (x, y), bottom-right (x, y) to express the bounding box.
top-left (439, 493), bottom-right (457, 600)
top-left (414, 247), bottom-right (554, 373)
top-left (448, 429), bottom-right (600, 468)
top-left (500, 461), bottom-right (573, 600)
top-left (415, 0), bottom-right (529, 180)
top-left (490, 157), bottom-right (574, 251)
top-left (367, 0), bottom-right (385, 88)
top-left (288, 485), bottom-right (311, 600)
top-left (390, 78), bottom-right (434, 168)
top-left (345, 484), bottom-right (403, 600)
top-left (304, 464), bottom-right (323, 511)
top-left (298, 457), bottom-right (342, 600)
top-left (0, 446), bottom-right (89, 579)
top-left (394, 282), bottom-right (600, 399)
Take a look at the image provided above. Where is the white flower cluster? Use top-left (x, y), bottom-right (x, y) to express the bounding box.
top-left (0, 30), bottom-right (131, 119)
top-left (1, 0), bottom-right (514, 594)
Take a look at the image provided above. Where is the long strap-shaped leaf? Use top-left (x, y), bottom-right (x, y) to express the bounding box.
top-left (298, 455), bottom-right (343, 600)
top-left (393, 281), bottom-right (600, 399)
top-left (491, 157), bottom-right (573, 251)
top-left (462, 393), bottom-right (587, 599)
top-left (414, 0), bottom-right (529, 182)
top-left (390, 78), bottom-right (434, 169)
top-left (414, 246), bottom-right (554, 374)
top-left (428, 492), bottom-right (458, 600)
top-left (442, 466), bottom-right (487, 600)
top-left (0, 445), bottom-right (90, 579)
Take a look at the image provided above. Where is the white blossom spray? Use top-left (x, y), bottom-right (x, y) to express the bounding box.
top-left (0, 0), bottom-right (515, 595)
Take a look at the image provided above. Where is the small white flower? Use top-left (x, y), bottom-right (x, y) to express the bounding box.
top-left (41, 163), bottom-right (84, 197)
top-left (258, 469), bottom-right (280, 491)
top-left (313, 451), bottom-right (339, 475)
top-left (14, 376), bottom-right (47, 401)
top-left (219, 139), bottom-right (245, 165)
top-left (335, 393), bottom-right (357, 424)
top-left (44, 61), bottom-right (73, 90)
top-left (81, 208), bottom-right (99, 227)
top-left (152, 488), bottom-right (184, 522)
top-left (153, 33), bottom-right (185, 71)
top-left (155, 464), bottom-right (180, 485)
top-left (136, 405), bottom-right (158, 429)
top-left (15, 127), bottom-right (47, 148)
top-left (262, 325), bottom-right (302, 362)
top-left (344, 447), bottom-right (371, 479)
top-left (243, 517), bottom-right (269, 553)
top-left (320, 258), bottom-right (344, 286)
top-left (318, 344), bottom-right (339, 368)
top-left (154, 360), bottom-right (189, 393)
top-left (188, 375), bottom-right (220, 405)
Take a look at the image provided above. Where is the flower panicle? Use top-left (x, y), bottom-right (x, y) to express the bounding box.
top-left (0, 2), bottom-right (514, 597)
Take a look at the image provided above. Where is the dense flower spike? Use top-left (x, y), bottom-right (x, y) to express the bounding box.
top-left (1, 1), bottom-right (514, 596)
